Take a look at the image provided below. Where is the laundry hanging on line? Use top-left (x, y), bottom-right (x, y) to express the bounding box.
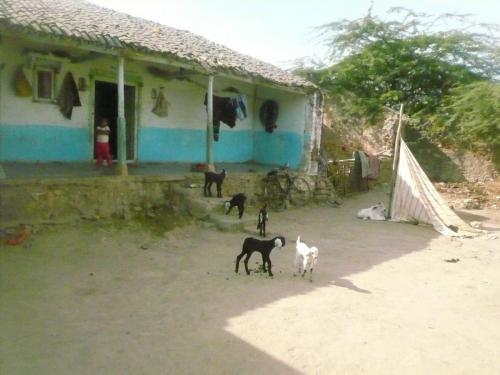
top-left (204, 93), bottom-right (247, 141)
top-left (235, 94), bottom-right (248, 121)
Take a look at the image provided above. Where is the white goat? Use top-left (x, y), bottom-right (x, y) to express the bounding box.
top-left (294, 236), bottom-right (319, 282)
top-left (357, 202), bottom-right (387, 221)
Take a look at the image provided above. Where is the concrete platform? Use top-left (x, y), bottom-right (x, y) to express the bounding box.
top-left (0, 161), bottom-right (282, 180)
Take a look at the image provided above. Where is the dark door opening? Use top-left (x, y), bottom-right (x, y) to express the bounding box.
top-left (94, 81), bottom-right (136, 160)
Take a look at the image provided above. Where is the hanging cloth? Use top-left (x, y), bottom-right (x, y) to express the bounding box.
top-left (367, 154), bottom-right (381, 179)
top-left (259, 100), bottom-right (279, 133)
top-left (391, 140), bottom-right (482, 237)
top-left (235, 94), bottom-right (248, 120)
top-left (57, 72), bottom-right (81, 119)
top-left (350, 151), bottom-right (369, 191)
top-left (152, 87), bottom-right (169, 117)
top-left (13, 66), bottom-right (33, 97)
top-left (204, 94), bottom-right (237, 141)
top-left (358, 151), bottom-right (369, 178)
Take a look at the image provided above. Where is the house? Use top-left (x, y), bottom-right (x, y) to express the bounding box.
top-left (0, 0), bottom-right (323, 176)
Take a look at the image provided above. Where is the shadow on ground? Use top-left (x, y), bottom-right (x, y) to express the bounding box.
top-left (0, 191), bottom-right (439, 374)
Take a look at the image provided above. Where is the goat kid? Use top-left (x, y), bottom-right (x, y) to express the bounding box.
top-left (225, 193), bottom-right (246, 219)
top-left (356, 202), bottom-right (387, 221)
top-left (295, 236), bottom-right (319, 282)
top-left (204, 169), bottom-right (226, 197)
top-left (235, 236), bottom-right (285, 277)
top-left (257, 205), bottom-right (269, 237)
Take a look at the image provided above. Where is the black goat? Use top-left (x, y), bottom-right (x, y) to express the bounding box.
top-left (235, 236), bottom-right (285, 277)
top-left (225, 193), bottom-right (246, 219)
top-left (257, 205), bottom-right (269, 237)
top-left (204, 169), bottom-right (226, 197)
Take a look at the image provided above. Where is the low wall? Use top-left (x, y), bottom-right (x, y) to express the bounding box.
top-left (0, 176), bottom-right (184, 226)
top-left (0, 173), bottom-right (336, 228)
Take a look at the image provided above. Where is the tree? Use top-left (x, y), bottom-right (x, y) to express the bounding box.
top-left (301, 7), bottom-right (500, 122)
top-left (429, 81), bottom-right (500, 155)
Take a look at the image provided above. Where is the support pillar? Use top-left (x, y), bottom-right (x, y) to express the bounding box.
top-left (305, 91), bottom-right (323, 175)
top-left (388, 103), bottom-right (405, 218)
top-left (206, 75), bottom-right (215, 172)
top-left (116, 56), bottom-right (128, 176)
top-left (0, 63), bottom-right (5, 179)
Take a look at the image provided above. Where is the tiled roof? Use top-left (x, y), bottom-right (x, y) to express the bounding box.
top-left (0, 0), bottom-right (313, 89)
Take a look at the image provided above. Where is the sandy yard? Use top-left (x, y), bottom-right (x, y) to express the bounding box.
top-left (1, 191), bottom-right (499, 375)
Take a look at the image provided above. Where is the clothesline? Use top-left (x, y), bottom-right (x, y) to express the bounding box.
top-left (159, 75), bottom-right (276, 101)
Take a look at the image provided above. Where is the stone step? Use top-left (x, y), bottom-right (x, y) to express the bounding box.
top-left (174, 185), bottom-right (258, 233)
top-left (208, 212), bottom-right (256, 232)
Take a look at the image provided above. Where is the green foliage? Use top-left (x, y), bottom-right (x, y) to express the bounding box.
top-left (312, 42), bottom-right (481, 121)
top-left (299, 7), bottom-right (500, 156)
top-left (307, 8), bottom-right (499, 117)
top-left (318, 7), bottom-right (500, 78)
top-left (428, 82), bottom-right (500, 154)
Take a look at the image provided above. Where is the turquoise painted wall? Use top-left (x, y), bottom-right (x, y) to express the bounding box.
top-left (0, 125), bottom-right (90, 161)
top-left (138, 127), bottom-right (253, 163)
top-left (0, 125), bottom-right (305, 166)
top-left (253, 131), bottom-right (304, 168)
top-left (0, 38), bottom-right (309, 166)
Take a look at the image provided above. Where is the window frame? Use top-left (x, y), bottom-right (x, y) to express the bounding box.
top-left (33, 67), bottom-right (56, 103)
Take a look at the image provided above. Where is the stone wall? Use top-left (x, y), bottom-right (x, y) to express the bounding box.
top-left (322, 104), bottom-right (498, 183)
top-left (0, 176), bottom-right (189, 226)
top-left (0, 173), bottom-right (337, 228)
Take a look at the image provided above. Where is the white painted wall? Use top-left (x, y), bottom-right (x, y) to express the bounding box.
top-left (0, 37), bottom-right (259, 132)
top-left (0, 34), bottom-right (310, 165)
top-left (0, 38), bottom-right (90, 128)
top-left (253, 85), bottom-right (307, 134)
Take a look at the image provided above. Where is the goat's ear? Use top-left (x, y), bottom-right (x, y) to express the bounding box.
top-left (274, 238), bottom-right (283, 248)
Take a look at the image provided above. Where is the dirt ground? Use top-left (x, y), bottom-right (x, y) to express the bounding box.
top-left (1, 191), bottom-right (499, 375)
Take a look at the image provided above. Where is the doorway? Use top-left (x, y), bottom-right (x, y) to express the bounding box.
top-left (94, 80), bottom-right (136, 160)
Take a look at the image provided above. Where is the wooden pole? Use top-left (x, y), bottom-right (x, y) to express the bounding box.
top-left (388, 103), bottom-right (405, 218)
top-left (206, 75), bottom-right (215, 172)
top-left (0, 63), bottom-right (5, 179)
top-left (117, 56), bottom-right (128, 176)
top-left (307, 92), bottom-right (318, 174)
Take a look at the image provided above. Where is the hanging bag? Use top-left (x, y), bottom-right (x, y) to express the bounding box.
top-left (13, 66), bottom-right (33, 97)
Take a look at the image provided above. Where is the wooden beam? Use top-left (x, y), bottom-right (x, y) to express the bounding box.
top-left (388, 104), bottom-right (405, 218)
top-left (116, 56), bottom-right (128, 176)
top-left (130, 51), bottom-right (311, 94)
top-left (206, 75), bottom-right (215, 172)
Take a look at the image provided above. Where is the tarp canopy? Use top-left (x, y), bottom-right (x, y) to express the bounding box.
top-left (390, 140), bottom-right (482, 237)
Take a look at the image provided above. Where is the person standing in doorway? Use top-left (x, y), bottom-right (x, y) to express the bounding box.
top-left (96, 118), bottom-right (112, 167)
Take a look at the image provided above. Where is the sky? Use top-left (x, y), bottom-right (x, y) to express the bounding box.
top-left (88, 0), bottom-right (500, 68)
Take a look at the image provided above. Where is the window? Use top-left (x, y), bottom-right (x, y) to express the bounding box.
top-left (34, 68), bottom-right (55, 102)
